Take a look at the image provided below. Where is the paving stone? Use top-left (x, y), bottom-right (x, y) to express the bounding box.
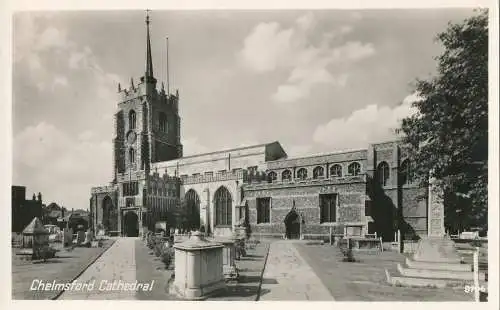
top-left (259, 241), bottom-right (334, 301)
top-left (59, 238), bottom-right (138, 300)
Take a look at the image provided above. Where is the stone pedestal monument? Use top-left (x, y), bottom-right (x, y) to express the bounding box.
top-left (169, 231), bottom-right (226, 300)
top-left (385, 175), bottom-right (482, 288)
top-left (412, 176), bottom-right (461, 263)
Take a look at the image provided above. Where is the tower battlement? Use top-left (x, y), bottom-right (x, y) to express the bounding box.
top-left (117, 83), bottom-right (179, 108)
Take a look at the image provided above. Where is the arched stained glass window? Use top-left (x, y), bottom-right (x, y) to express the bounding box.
top-left (185, 189), bottom-right (201, 229)
top-left (159, 112), bottom-right (168, 133)
top-left (297, 168), bottom-right (308, 180)
top-left (215, 186), bottom-right (232, 226)
top-left (267, 171), bottom-right (277, 183)
top-left (313, 166), bottom-right (324, 179)
top-left (377, 161), bottom-right (390, 186)
top-left (129, 110), bottom-right (136, 130)
top-left (282, 170), bottom-right (292, 181)
top-left (129, 148), bottom-right (136, 164)
top-left (400, 159), bottom-right (413, 185)
top-left (330, 164), bottom-right (342, 177)
top-left (348, 162), bottom-right (361, 176)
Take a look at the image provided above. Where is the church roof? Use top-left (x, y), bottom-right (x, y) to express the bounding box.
top-left (152, 141), bottom-right (287, 170)
top-left (179, 141), bottom-right (277, 160)
top-left (22, 217), bottom-right (49, 235)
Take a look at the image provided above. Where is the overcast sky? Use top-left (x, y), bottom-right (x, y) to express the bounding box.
top-left (12, 9), bottom-right (477, 209)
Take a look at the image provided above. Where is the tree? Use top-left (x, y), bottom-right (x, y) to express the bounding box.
top-left (398, 10), bottom-right (488, 232)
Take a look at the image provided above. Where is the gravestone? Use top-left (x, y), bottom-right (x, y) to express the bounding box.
top-left (83, 230), bottom-right (93, 245)
top-left (76, 231), bottom-right (86, 245)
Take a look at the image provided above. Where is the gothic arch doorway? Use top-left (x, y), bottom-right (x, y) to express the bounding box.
top-left (123, 211), bottom-right (139, 237)
top-left (284, 209), bottom-right (301, 239)
top-left (185, 189), bottom-right (201, 230)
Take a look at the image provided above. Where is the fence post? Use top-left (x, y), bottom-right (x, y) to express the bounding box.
top-left (473, 247), bottom-right (480, 302)
top-left (329, 226), bottom-right (333, 245)
top-left (380, 237), bottom-right (383, 252)
top-left (397, 230), bottom-right (402, 253)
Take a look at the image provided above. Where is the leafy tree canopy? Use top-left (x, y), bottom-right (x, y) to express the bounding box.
top-left (398, 10), bottom-right (488, 230)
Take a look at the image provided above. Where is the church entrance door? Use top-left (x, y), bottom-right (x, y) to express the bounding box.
top-left (123, 211), bottom-right (139, 237)
top-left (284, 209), bottom-right (301, 239)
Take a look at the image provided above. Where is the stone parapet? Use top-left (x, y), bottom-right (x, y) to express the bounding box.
top-left (181, 169), bottom-right (248, 185)
top-left (91, 185), bottom-right (118, 195)
top-left (117, 171), bottom-right (147, 182)
top-left (243, 174), bottom-right (367, 190)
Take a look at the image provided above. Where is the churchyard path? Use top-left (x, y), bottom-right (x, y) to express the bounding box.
top-left (58, 237), bottom-right (138, 300)
top-left (259, 241), bottom-right (335, 301)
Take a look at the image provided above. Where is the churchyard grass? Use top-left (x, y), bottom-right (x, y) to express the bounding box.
top-left (295, 244), bottom-right (474, 301)
top-left (11, 239), bottom-right (115, 300)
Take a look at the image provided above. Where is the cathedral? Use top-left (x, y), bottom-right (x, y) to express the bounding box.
top-left (89, 14), bottom-right (429, 241)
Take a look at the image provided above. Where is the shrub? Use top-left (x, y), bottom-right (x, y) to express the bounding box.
top-left (154, 242), bottom-right (163, 257)
top-left (147, 234), bottom-right (156, 250)
top-left (33, 246), bottom-right (56, 261)
top-left (236, 240), bottom-right (246, 257)
top-left (161, 247), bottom-right (175, 269)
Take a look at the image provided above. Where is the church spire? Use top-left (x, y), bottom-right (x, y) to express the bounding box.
top-left (145, 10), bottom-right (154, 79)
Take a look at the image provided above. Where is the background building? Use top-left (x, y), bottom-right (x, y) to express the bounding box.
top-left (11, 186), bottom-right (43, 233)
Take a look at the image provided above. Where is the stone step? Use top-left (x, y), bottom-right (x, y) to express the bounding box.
top-left (397, 263), bottom-right (485, 281)
top-left (385, 269), bottom-right (471, 289)
top-left (406, 257), bottom-right (471, 272)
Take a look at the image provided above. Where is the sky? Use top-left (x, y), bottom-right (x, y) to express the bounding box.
top-left (12, 9), bottom-right (478, 210)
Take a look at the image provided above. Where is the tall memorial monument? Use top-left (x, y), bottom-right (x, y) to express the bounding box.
top-left (412, 175), bottom-right (461, 263)
top-left (427, 176), bottom-right (445, 237)
top-left (386, 172), bottom-right (478, 288)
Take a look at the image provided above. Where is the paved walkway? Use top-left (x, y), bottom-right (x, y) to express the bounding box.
top-left (259, 241), bottom-right (335, 301)
top-left (59, 238), bottom-right (138, 300)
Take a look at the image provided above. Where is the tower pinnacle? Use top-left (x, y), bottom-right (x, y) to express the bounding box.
top-left (145, 10), bottom-right (154, 79)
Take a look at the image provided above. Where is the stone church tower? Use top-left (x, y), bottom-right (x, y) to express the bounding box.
top-left (114, 13), bottom-right (182, 180)
top-left (91, 12), bottom-right (182, 237)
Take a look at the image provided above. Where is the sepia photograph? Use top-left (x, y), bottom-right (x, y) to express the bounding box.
top-left (7, 1), bottom-right (498, 304)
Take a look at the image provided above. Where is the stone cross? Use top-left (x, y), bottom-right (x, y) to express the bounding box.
top-left (427, 175), bottom-right (445, 237)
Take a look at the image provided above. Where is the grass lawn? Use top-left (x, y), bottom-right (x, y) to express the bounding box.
top-left (295, 244), bottom-right (474, 301)
top-left (134, 239), bottom-right (270, 301)
top-left (11, 240), bottom-right (115, 300)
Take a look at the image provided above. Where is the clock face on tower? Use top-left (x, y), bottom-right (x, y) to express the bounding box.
top-left (126, 131), bottom-right (137, 145)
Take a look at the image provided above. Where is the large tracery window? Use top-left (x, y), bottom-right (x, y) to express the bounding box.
top-left (348, 162), bottom-right (361, 176)
top-left (267, 171), bottom-right (277, 183)
top-left (185, 189), bottom-right (201, 230)
top-left (297, 168), bottom-right (308, 180)
top-left (282, 169), bottom-right (292, 181)
top-left (377, 161), bottom-right (390, 186)
top-left (214, 186), bottom-right (232, 226)
top-left (330, 164), bottom-right (342, 177)
top-left (159, 112), bottom-right (168, 133)
top-left (313, 166), bottom-right (324, 179)
top-left (129, 110), bottom-right (136, 130)
top-left (400, 159), bottom-right (413, 185)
